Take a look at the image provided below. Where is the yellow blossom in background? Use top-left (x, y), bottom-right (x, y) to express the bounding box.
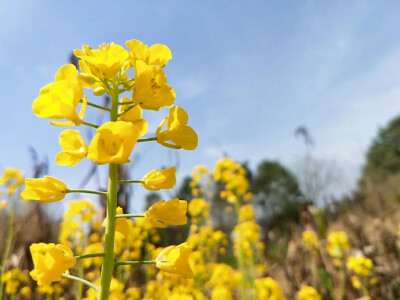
top-left (114, 206), bottom-right (132, 237)
top-left (74, 43), bottom-right (129, 79)
top-left (145, 198), bottom-right (187, 228)
top-left (326, 231), bottom-right (350, 259)
top-left (211, 285), bottom-right (233, 300)
top-left (297, 286), bottom-right (321, 300)
top-left (0, 167), bottom-right (24, 194)
top-left (1, 268), bottom-right (29, 296)
top-left (118, 97), bottom-right (148, 136)
top-left (32, 64), bottom-right (86, 126)
top-left (63, 199), bottom-right (96, 222)
top-left (302, 230), bottom-right (320, 251)
top-left (56, 130), bottom-right (88, 167)
top-left (156, 242), bottom-right (193, 278)
top-left (82, 243), bottom-right (104, 268)
top-left (141, 167), bottom-right (176, 191)
top-left (347, 255), bottom-right (373, 277)
top-left (126, 39), bottom-right (172, 68)
top-left (239, 204), bottom-right (255, 222)
top-left (0, 200), bottom-right (7, 210)
top-left (132, 60), bottom-right (175, 110)
top-left (191, 165), bottom-right (208, 183)
top-left (21, 176), bottom-right (67, 203)
top-left (29, 243), bottom-right (76, 286)
top-left (188, 198), bottom-right (209, 218)
top-left (351, 275), bottom-right (362, 289)
top-left (87, 121), bottom-right (139, 164)
top-left (156, 106), bottom-right (198, 150)
top-left (255, 277), bottom-right (285, 300)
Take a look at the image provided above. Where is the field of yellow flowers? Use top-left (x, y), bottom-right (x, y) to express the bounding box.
top-left (1, 38), bottom-right (400, 300)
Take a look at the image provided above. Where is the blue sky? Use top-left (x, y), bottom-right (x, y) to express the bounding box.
top-left (1, 1), bottom-right (400, 214)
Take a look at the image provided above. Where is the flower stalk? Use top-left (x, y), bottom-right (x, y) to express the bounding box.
top-left (97, 84), bottom-right (119, 300)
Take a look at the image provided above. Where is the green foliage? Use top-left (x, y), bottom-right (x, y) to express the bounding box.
top-left (252, 160), bottom-right (303, 225)
top-left (362, 115), bottom-right (400, 184)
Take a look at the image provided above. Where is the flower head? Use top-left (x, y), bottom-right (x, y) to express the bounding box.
top-left (156, 106), bottom-right (198, 150)
top-left (255, 277), bottom-right (285, 300)
top-left (326, 231), bottom-right (350, 259)
top-left (32, 64), bottom-right (86, 126)
top-left (132, 60), bottom-right (175, 110)
top-left (21, 176), bottom-right (67, 203)
top-left (347, 255), bottom-right (373, 277)
top-left (297, 286), bottom-right (321, 300)
top-left (29, 243), bottom-right (76, 286)
top-left (145, 198), bottom-right (187, 228)
top-left (56, 130), bottom-right (88, 167)
top-left (155, 242), bottom-right (193, 278)
top-left (302, 230), bottom-right (320, 251)
top-left (74, 43), bottom-right (129, 79)
top-left (87, 121), bottom-right (139, 165)
top-left (141, 167), bottom-right (176, 191)
top-left (125, 39), bottom-right (172, 68)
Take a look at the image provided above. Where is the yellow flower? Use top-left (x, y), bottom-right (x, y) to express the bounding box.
top-left (351, 276), bottom-right (361, 289)
top-left (0, 168), bottom-right (24, 186)
top-left (212, 286), bottom-right (233, 300)
top-left (191, 165), bottom-right (208, 182)
top-left (125, 39), bottom-right (172, 68)
top-left (155, 242), bottom-right (193, 278)
top-left (188, 198), bottom-right (209, 218)
top-left (0, 200), bottom-right (7, 210)
top-left (118, 97), bottom-right (148, 136)
top-left (87, 121), bottom-right (139, 165)
top-left (115, 206), bottom-right (132, 237)
top-left (239, 204), bottom-right (255, 222)
top-left (297, 286), bottom-right (321, 300)
top-left (347, 255), bottom-right (373, 277)
top-left (156, 106), bottom-right (198, 150)
top-left (32, 64), bottom-right (86, 126)
top-left (56, 130), bottom-right (88, 167)
top-left (326, 231), bottom-right (350, 259)
top-left (145, 198), bottom-right (187, 228)
top-left (302, 230), bottom-right (320, 251)
top-left (132, 60), bottom-right (175, 110)
top-left (21, 176), bottom-right (67, 203)
top-left (74, 43), bottom-right (129, 79)
top-left (255, 277), bottom-right (285, 300)
top-left (141, 167), bottom-right (176, 191)
top-left (29, 243), bottom-right (76, 286)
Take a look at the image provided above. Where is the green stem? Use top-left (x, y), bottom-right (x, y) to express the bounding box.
top-left (98, 84), bottom-right (119, 300)
top-left (338, 262), bottom-right (346, 300)
top-left (66, 189), bottom-right (107, 196)
top-left (75, 253), bottom-right (105, 260)
top-left (76, 261), bottom-right (84, 300)
top-left (62, 273), bottom-right (98, 292)
top-left (118, 101), bottom-right (133, 105)
top-left (114, 260), bottom-right (156, 266)
top-left (82, 121), bottom-right (99, 129)
top-left (115, 214), bottom-right (145, 219)
top-left (0, 194), bottom-right (15, 300)
top-left (85, 101), bottom-right (110, 112)
top-left (138, 137), bottom-right (157, 143)
top-left (118, 180), bottom-right (144, 184)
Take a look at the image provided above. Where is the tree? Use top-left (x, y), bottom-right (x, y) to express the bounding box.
top-left (361, 115), bottom-right (400, 184)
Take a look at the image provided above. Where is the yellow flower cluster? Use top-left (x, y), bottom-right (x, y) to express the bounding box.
top-left (347, 255), bottom-right (373, 277)
top-left (326, 231), bottom-right (350, 260)
top-left (0, 168), bottom-right (24, 195)
top-left (297, 286), bottom-right (321, 300)
top-left (214, 158), bottom-right (249, 203)
top-left (1, 268), bottom-right (30, 296)
top-left (255, 277), bottom-right (285, 300)
top-left (302, 230), bottom-right (320, 252)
